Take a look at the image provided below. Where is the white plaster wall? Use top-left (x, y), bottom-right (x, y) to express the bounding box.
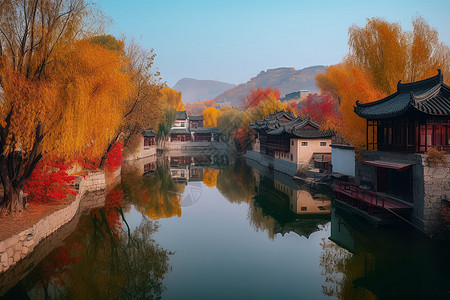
top-left (331, 147), bottom-right (356, 177)
top-left (296, 139), bottom-right (332, 164)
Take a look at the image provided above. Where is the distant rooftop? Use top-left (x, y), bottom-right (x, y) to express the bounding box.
top-left (176, 111), bottom-right (188, 120)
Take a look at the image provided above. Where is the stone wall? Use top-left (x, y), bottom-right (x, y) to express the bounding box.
top-left (0, 171), bottom-right (106, 273)
top-left (422, 156), bottom-right (450, 234)
top-left (355, 150), bottom-right (450, 234)
top-left (246, 150), bottom-right (298, 176)
top-left (0, 189), bottom-right (105, 295)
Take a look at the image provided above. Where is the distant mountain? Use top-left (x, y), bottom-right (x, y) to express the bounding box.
top-left (172, 78), bottom-right (236, 103)
top-left (214, 65), bottom-right (326, 106)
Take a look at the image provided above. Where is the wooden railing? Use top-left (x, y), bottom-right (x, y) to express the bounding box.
top-left (336, 181), bottom-right (386, 208)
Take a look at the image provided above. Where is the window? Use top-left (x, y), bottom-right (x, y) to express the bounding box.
top-left (320, 142), bottom-right (327, 146)
top-left (181, 122), bottom-right (185, 127)
top-left (291, 141), bottom-right (294, 146)
top-left (318, 206), bottom-right (326, 211)
top-left (301, 142), bottom-right (308, 146)
top-left (290, 154), bottom-right (293, 161)
top-left (301, 207), bottom-right (307, 211)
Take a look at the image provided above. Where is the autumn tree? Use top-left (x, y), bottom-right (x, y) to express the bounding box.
top-left (202, 106), bottom-right (222, 127)
top-left (217, 88), bottom-right (294, 151)
top-left (316, 17), bottom-right (449, 148)
top-left (156, 108), bottom-right (176, 147)
top-left (185, 99), bottom-right (217, 115)
top-left (93, 37), bottom-right (165, 164)
top-left (217, 107), bottom-right (246, 143)
top-left (298, 93), bottom-right (339, 125)
top-left (245, 87), bottom-right (281, 108)
top-left (0, 1), bottom-right (131, 213)
top-left (160, 87), bottom-right (185, 111)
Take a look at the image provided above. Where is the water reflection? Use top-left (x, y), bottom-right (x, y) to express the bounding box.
top-left (216, 158), bottom-right (333, 240)
top-left (322, 207), bottom-right (450, 299)
top-left (3, 187), bottom-right (172, 299)
top-left (122, 154), bottom-right (229, 220)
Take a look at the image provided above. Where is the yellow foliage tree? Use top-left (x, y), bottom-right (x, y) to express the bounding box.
top-left (317, 17), bottom-right (450, 148)
top-left (160, 88), bottom-right (185, 111)
top-left (202, 168), bottom-right (218, 188)
top-left (0, 1), bottom-right (131, 213)
top-left (202, 107), bottom-right (222, 127)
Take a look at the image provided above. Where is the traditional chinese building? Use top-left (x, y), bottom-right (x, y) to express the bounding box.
top-left (169, 111), bottom-right (221, 144)
top-left (335, 70), bottom-right (450, 233)
top-left (133, 129), bottom-right (157, 160)
top-left (189, 115), bottom-right (204, 129)
top-left (170, 111), bottom-right (191, 142)
top-left (248, 110), bottom-right (333, 175)
top-left (355, 69), bottom-right (450, 153)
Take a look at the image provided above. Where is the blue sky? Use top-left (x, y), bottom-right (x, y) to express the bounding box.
top-left (97, 0), bottom-right (450, 86)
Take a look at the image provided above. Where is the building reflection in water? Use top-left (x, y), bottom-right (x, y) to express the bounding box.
top-left (122, 152), bottom-right (230, 220)
top-left (322, 206), bottom-right (450, 299)
top-left (226, 158), bottom-right (333, 240)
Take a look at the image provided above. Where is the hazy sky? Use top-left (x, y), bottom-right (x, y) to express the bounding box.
top-left (97, 0), bottom-right (450, 86)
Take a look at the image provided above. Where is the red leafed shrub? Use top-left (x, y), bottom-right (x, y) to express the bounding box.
top-left (74, 157), bottom-right (99, 171)
top-left (105, 141), bottom-right (124, 172)
top-left (24, 159), bottom-right (77, 204)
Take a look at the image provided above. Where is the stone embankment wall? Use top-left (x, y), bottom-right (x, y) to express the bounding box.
top-left (356, 151), bottom-right (450, 235)
top-left (0, 172), bottom-right (106, 273)
top-left (246, 150), bottom-right (298, 176)
top-left (422, 156), bottom-right (450, 234)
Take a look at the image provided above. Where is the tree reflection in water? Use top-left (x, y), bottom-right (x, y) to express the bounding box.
top-left (21, 187), bottom-right (172, 300)
top-left (122, 160), bottom-right (184, 220)
top-left (216, 159), bottom-right (256, 204)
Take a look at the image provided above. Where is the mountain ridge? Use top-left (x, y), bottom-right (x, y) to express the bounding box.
top-left (214, 65), bottom-right (326, 106)
top-left (172, 78), bottom-right (235, 103)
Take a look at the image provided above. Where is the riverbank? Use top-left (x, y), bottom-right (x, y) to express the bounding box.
top-left (0, 171), bottom-right (106, 273)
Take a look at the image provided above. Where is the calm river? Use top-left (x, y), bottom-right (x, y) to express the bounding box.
top-left (1, 153), bottom-right (449, 299)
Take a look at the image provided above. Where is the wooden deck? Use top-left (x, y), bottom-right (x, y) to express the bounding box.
top-left (334, 181), bottom-right (413, 225)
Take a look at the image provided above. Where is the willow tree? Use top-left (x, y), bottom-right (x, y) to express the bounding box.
top-left (0, 1), bottom-right (131, 213)
top-left (92, 37), bottom-right (165, 164)
top-left (316, 17), bottom-right (450, 148)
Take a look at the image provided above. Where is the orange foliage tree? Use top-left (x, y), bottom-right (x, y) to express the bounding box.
top-left (202, 107), bottom-right (222, 127)
top-left (0, 1), bottom-right (132, 213)
top-left (202, 168), bottom-right (219, 188)
top-left (316, 63), bottom-right (385, 148)
top-left (316, 17), bottom-right (450, 148)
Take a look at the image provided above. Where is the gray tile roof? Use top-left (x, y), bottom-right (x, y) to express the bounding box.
top-left (189, 115), bottom-right (203, 121)
top-left (176, 111), bottom-right (188, 120)
top-left (355, 70), bottom-right (450, 119)
top-left (142, 129), bottom-right (156, 137)
top-left (251, 114), bottom-right (333, 139)
top-left (192, 127), bottom-right (220, 134)
top-left (170, 128), bottom-right (190, 135)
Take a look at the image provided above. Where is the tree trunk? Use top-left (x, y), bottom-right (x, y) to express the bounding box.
top-left (0, 182), bottom-right (26, 214)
